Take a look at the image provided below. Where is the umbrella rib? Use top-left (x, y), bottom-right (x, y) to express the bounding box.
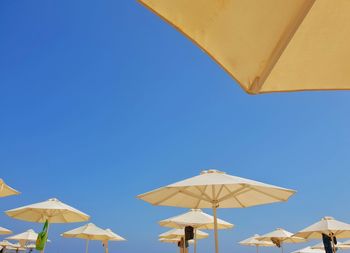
top-left (153, 187), bottom-right (189, 205)
top-left (194, 185), bottom-right (208, 208)
top-left (181, 189), bottom-right (212, 203)
top-left (222, 185), bottom-right (246, 207)
top-left (215, 185), bottom-right (224, 200)
top-left (217, 185), bottom-right (248, 203)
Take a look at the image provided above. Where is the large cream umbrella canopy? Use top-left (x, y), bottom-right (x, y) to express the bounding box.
top-left (138, 169), bottom-right (296, 253)
top-left (0, 226), bottom-right (12, 235)
top-left (5, 198), bottom-right (90, 223)
top-left (160, 208), bottom-right (233, 253)
top-left (138, 0), bottom-right (350, 94)
top-left (257, 228), bottom-right (306, 253)
top-left (0, 179), bottom-right (20, 198)
top-left (239, 234), bottom-right (275, 253)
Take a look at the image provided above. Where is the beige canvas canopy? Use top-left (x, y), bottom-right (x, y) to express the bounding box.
top-left (6, 229), bottom-right (49, 247)
top-left (160, 208), bottom-right (233, 253)
top-left (291, 246), bottom-right (325, 253)
top-left (239, 234), bottom-right (274, 253)
top-left (6, 243), bottom-right (26, 251)
top-left (0, 240), bottom-right (16, 247)
top-left (0, 179), bottom-right (20, 198)
top-left (0, 226), bottom-right (12, 235)
top-left (138, 0), bottom-right (350, 94)
top-left (138, 169), bottom-right (295, 253)
top-left (257, 228), bottom-right (306, 253)
top-left (159, 228), bottom-right (208, 240)
top-left (5, 198), bottom-right (90, 223)
top-left (159, 209), bottom-right (233, 230)
top-left (295, 217), bottom-right (350, 239)
top-left (62, 223), bottom-right (125, 253)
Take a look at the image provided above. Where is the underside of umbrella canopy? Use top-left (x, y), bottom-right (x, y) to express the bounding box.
top-left (159, 209), bottom-right (233, 229)
top-left (62, 223), bottom-right (114, 241)
top-left (5, 198), bottom-right (90, 223)
top-left (138, 170), bottom-right (295, 208)
top-left (139, 0), bottom-right (350, 94)
top-left (159, 228), bottom-right (208, 240)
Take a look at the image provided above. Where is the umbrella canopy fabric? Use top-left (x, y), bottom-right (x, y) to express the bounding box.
top-left (258, 228), bottom-right (306, 243)
top-left (295, 217), bottom-right (350, 239)
top-left (291, 246), bottom-right (325, 253)
top-left (240, 234), bottom-right (275, 247)
top-left (62, 223), bottom-right (114, 241)
top-left (25, 244), bottom-right (37, 249)
top-left (6, 243), bottom-right (26, 251)
top-left (7, 229), bottom-right (39, 242)
top-left (312, 242), bottom-right (350, 250)
top-left (138, 170), bottom-right (295, 208)
top-left (5, 198), bottom-right (90, 223)
top-left (159, 229), bottom-right (209, 240)
top-left (138, 0), bottom-right (350, 94)
top-left (159, 209), bottom-right (233, 229)
top-left (0, 179), bottom-right (20, 198)
top-left (0, 226), bottom-right (12, 235)
top-left (104, 229), bottom-right (126, 241)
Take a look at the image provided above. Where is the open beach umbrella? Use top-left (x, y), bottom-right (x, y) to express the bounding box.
top-left (159, 209), bottom-right (233, 253)
top-left (291, 246), bottom-right (325, 253)
top-left (239, 234), bottom-right (275, 253)
top-left (0, 179), bottom-right (19, 198)
top-left (5, 198), bottom-right (90, 253)
top-left (257, 228), bottom-right (306, 253)
top-left (6, 229), bottom-right (49, 247)
top-left (294, 217), bottom-right (350, 253)
top-left (62, 223), bottom-right (124, 253)
top-left (138, 169), bottom-right (295, 253)
top-left (138, 0), bottom-right (350, 94)
top-left (0, 226), bottom-right (12, 235)
top-left (0, 240), bottom-right (16, 248)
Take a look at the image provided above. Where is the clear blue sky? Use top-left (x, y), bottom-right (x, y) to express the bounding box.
top-left (1, 1), bottom-right (350, 253)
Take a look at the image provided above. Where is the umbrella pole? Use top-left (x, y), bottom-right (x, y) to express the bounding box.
top-left (104, 240), bottom-right (109, 253)
top-left (212, 204), bottom-right (219, 253)
top-left (194, 228), bottom-right (197, 253)
top-left (85, 240), bottom-right (89, 253)
top-left (256, 246), bottom-right (259, 253)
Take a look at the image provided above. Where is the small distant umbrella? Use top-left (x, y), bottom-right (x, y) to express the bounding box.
top-left (0, 240), bottom-right (16, 248)
top-left (0, 226), bottom-right (12, 235)
top-left (159, 209), bottom-right (233, 253)
top-left (294, 217), bottom-right (350, 253)
top-left (0, 179), bottom-right (20, 198)
top-left (6, 243), bottom-right (26, 252)
top-left (102, 228), bottom-right (126, 253)
top-left (138, 169), bottom-right (295, 253)
top-left (257, 228), bottom-right (306, 253)
top-left (62, 223), bottom-right (124, 253)
top-left (291, 246), bottom-right (325, 253)
top-left (6, 229), bottom-right (49, 247)
top-left (239, 234), bottom-right (275, 253)
top-left (6, 198), bottom-right (90, 253)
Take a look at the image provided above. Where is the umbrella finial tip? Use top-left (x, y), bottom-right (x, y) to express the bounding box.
top-left (200, 169), bottom-right (225, 175)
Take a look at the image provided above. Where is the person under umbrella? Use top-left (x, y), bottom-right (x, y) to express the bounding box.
top-left (295, 217), bottom-right (350, 253)
top-left (5, 198), bottom-right (90, 253)
top-left (138, 169), bottom-right (296, 253)
top-left (159, 208), bottom-right (233, 253)
top-left (239, 234), bottom-right (274, 253)
top-left (257, 228), bottom-right (306, 253)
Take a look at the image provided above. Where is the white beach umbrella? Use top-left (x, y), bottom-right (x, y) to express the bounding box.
top-left (159, 208), bottom-right (233, 253)
top-left (239, 234), bottom-right (275, 253)
top-left (0, 179), bottom-right (19, 198)
top-left (6, 229), bottom-right (49, 247)
top-left (138, 169), bottom-right (295, 253)
top-left (6, 198), bottom-right (90, 253)
top-left (257, 228), bottom-right (306, 253)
